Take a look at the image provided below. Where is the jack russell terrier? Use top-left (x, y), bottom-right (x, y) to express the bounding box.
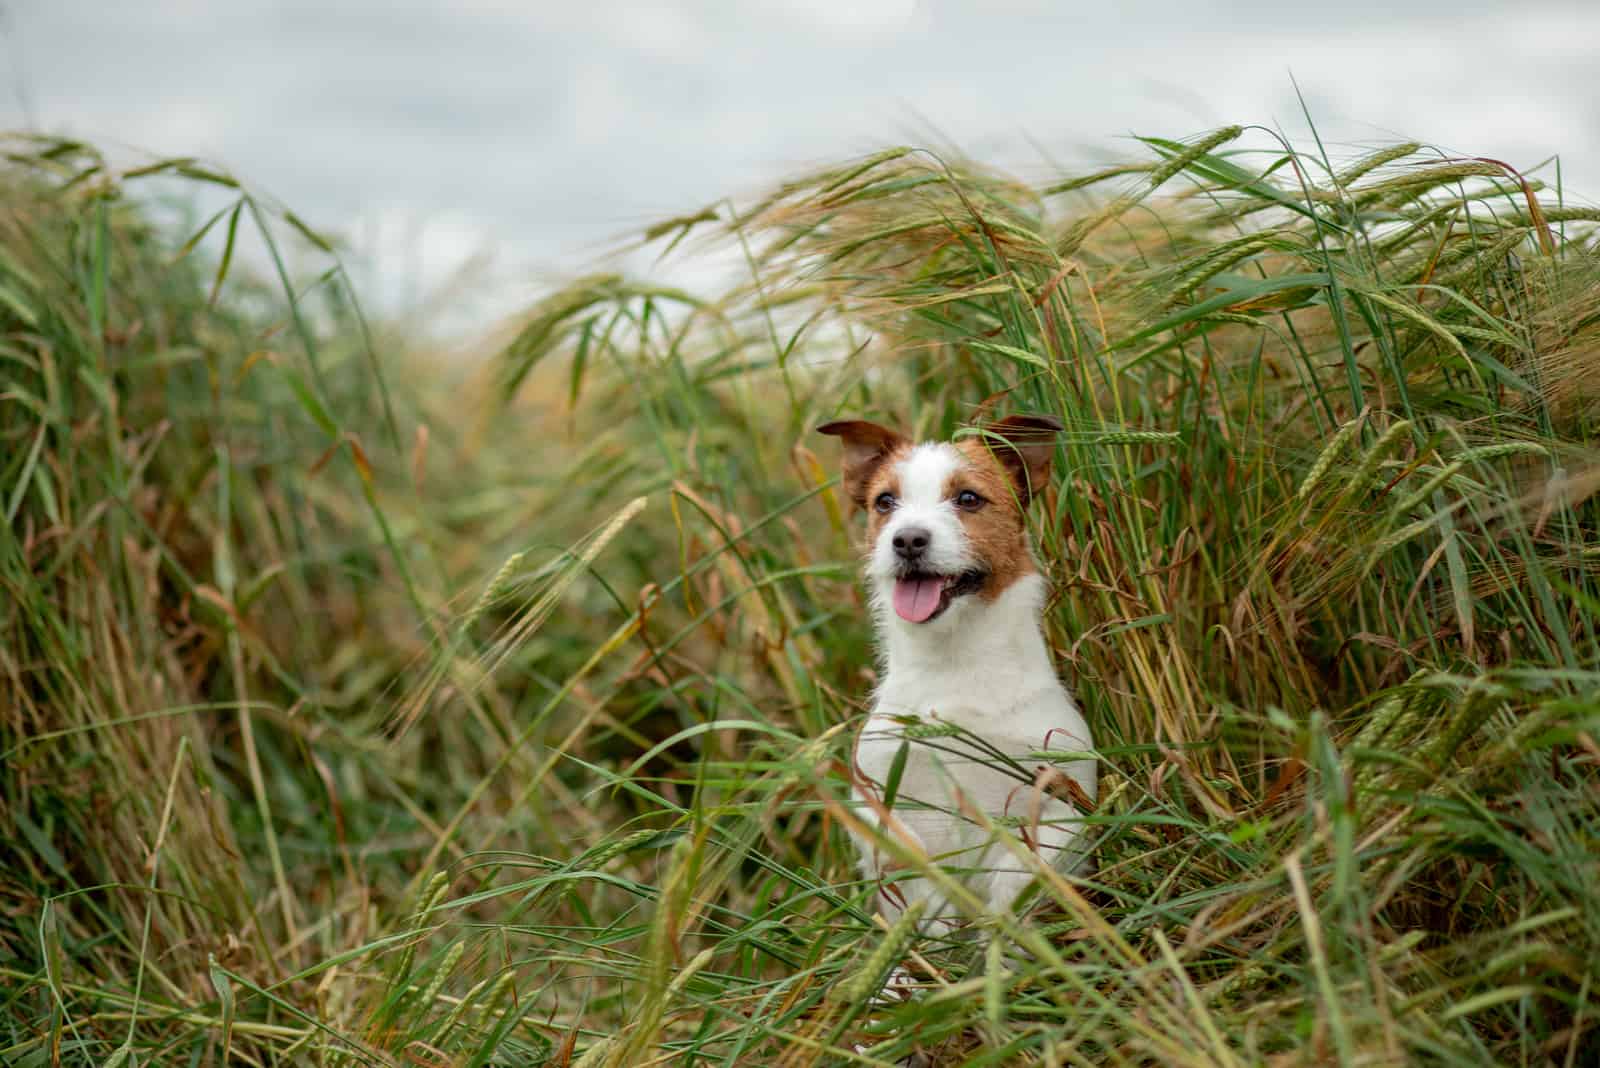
top-left (819, 415), bottom-right (1097, 924)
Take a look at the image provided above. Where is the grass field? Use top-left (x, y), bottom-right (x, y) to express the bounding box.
top-left (3, 123), bottom-right (1599, 1066)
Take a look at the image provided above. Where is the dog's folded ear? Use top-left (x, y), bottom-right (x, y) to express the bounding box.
top-left (981, 414), bottom-right (1064, 507)
top-left (816, 420), bottom-right (908, 510)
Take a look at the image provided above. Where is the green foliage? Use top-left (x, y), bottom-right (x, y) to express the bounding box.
top-left (3, 125), bottom-right (1599, 1065)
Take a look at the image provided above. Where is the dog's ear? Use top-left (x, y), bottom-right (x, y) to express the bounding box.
top-left (981, 414), bottom-right (1063, 507)
top-left (816, 420), bottom-right (908, 510)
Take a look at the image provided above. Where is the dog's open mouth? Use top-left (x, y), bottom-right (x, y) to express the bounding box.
top-left (891, 569), bottom-right (986, 624)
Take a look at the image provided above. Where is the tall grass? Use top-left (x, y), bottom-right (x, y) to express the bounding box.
top-left (3, 123), bottom-right (1599, 1066)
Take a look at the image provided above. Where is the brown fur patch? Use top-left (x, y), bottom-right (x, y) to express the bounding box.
top-left (816, 420), bottom-right (909, 511)
top-left (978, 415), bottom-right (1062, 507)
top-left (862, 458), bottom-right (907, 548)
top-left (951, 440), bottom-right (1037, 600)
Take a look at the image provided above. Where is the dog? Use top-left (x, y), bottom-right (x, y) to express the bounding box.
top-left (818, 415), bottom-right (1096, 925)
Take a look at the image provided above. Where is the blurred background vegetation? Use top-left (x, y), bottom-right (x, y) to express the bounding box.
top-left (2, 125), bottom-right (1599, 1065)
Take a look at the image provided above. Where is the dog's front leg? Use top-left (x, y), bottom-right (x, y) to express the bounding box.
top-left (980, 795), bottom-right (1088, 915)
top-left (847, 787), bottom-right (939, 925)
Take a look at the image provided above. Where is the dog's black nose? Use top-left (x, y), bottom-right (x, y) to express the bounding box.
top-left (892, 526), bottom-right (930, 560)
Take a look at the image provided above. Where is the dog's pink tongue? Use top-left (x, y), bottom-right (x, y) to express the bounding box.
top-left (893, 576), bottom-right (943, 623)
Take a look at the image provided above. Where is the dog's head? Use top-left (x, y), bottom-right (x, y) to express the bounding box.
top-left (817, 415), bottom-right (1062, 626)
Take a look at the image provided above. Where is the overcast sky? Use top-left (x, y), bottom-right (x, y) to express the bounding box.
top-left (6, 1), bottom-right (1599, 319)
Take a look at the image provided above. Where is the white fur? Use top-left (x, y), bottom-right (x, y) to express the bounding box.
top-left (849, 446), bottom-right (1096, 923)
top-left (867, 444), bottom-right (973, 584)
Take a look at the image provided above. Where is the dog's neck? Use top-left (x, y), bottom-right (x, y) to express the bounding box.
top-left (872, 573), bottom-right (1057, 713)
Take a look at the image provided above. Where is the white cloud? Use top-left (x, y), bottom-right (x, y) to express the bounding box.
top-left (6, 0), bottom-right (1597, 330)
top-left (762, 0), bottom-right (918, 36)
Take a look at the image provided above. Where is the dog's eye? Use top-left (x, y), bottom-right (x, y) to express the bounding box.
top-left (955, 490), bottom-right (985, 510)
top-left (874, 492), bottom-right (897, 514)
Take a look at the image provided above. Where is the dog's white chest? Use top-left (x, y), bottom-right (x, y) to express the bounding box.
top-left (855, 682), bottom-right (1095, 825)
top-left (851, 676), bottom-right (1096, 916)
